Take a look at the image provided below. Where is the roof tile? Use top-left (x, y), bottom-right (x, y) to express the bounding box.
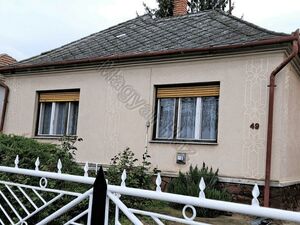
top-left (18, 10), bottom-right (287, 66)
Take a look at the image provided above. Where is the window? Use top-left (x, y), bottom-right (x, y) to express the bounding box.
top-left (155, 84), bottom-right (219, 142)
top-left (37, 91), bottom-right (79, 136)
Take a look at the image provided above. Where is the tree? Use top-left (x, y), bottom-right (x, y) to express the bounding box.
top-left (144, 0), bottom-right (174, 18)
top-left (189, 0), bottom-right (229, 13)
top-left (144, 0), bottom-right (233, 18)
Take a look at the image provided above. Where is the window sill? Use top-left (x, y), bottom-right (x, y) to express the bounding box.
top-left (33, 136), bottom-right (62, 140)
top-left (149, 140), bottom-right (218, 145)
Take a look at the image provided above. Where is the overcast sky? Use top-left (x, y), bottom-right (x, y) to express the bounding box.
top-left (1, 0), bottom-right (299, 61)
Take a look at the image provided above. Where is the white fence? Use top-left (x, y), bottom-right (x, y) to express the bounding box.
top-left (0, 156), bottom-right (299, 224)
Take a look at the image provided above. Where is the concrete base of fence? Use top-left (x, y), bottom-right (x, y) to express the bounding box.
top-left (218, 182), bottom-right (300, 210)
top-left (156, 175), bottom-right (300, 210)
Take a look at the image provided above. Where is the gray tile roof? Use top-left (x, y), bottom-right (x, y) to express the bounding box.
top-left (19, 10), bottom-right (287, 66)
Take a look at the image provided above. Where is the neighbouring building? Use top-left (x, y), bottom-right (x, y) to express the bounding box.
top-left (0, 2), bottom-right (300, 208)
top-left (0, 54), bottom-right (17, 68)
top-left (0, 54), bottom-right (16, 132)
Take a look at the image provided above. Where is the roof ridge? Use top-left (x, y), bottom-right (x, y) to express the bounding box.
top-left (215, 10), bottom-right (288, 36)
top-left (151, 10), bottom-right (208, 22)
top-left (20, 14), bottom-right (152, 64)
top-left (0, 53), bottom-right (10, 57)
top-left (148, 9), bottom-right (288, 37)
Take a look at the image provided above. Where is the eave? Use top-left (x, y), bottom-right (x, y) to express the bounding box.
top-left (0, 35), bottom-right (297, 75)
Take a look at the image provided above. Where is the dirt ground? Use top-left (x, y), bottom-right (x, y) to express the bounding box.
top-left (139, 210), bottom-right (300, 225)
top-left (198, 214), bottom-right (299, 225)
top-left (129, 203), bottom-right (300, 225)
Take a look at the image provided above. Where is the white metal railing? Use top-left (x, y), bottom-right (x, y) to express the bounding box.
top-left (0, 156), bottom-right (93, 225)
top-left (0, 155), bottom-right (300, 224)
top-left (108, 170), bottom-right (300, 225)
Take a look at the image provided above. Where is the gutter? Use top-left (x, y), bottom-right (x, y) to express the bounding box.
top-left (264, 29), bottom-right (300, 207)
top-left (0, 35), bottom-right (296, 74)
top-left (0, 81), bottom-right (9, 132)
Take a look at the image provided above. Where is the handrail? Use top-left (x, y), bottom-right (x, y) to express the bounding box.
top-left (1, 160), bottom-right (300, 224)
top-left (0, 166), bottom-right (95, 184)
top-left (108, 185), bottom-right (300, 223)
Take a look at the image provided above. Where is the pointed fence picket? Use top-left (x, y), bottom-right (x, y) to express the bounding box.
top-left (0, 156), bottom-right (299, 224)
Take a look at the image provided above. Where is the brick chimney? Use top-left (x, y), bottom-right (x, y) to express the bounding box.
top-left (173, 0), bottom-right (188, 16)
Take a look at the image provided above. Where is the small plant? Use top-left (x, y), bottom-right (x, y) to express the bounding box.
top-left (107, 147), bottom-right (152, 189)
top-left (167, 163), bottom-right (231, 217)
top-left (106, 147), bottom-right (154, 209)
top-left (59, 136), bottom-right (83, 155)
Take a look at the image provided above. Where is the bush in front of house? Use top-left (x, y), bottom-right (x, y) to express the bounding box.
top-left (0, 134), bottom-right (87, 224)
top-left (167, 163), bottom-right (231, 218)
top-left (0, 134), bottom-right (83, 174)
top-left (106, 147), bottom-right (155, 209)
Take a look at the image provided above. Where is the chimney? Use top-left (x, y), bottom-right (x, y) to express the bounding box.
top-left (173, 0), bottom-right (188, 16)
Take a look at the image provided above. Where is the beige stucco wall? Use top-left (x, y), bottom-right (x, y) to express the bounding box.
top-left (2, 51), bottom-right (295, 183)
top-left (278, 64), bottom-right (300, 184)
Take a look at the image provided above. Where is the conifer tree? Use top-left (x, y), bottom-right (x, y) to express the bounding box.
top-left (144, 0), bottom-right (232, 18)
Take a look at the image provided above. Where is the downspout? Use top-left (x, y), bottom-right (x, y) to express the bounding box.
top-left (264, 29), bottom-right (300, 207)
top-left (0, 81), bottom-right (9, 132)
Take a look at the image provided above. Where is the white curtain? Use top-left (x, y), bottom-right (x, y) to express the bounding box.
top-left (201, 97), bottom-right (218, 140)
top-left (68, 102), bottom-right (79, 135)
top-left (53, 102), bottom-right (68, 135)
top-left (40, 102), bottom-right (52, 134)
top-left (178, 98), bottom-right (196, 139)
top-left (158, 98), bottom-right (175, 139)
top-left (0, 87), bottom-right (5, 121)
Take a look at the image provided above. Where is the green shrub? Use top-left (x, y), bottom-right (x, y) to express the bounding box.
top-left (0, 134), bottom-right (88, 224)
top-left (106, 147), bottom-right (155, 209)
top-left (167, 163), bottom-right (231, 218)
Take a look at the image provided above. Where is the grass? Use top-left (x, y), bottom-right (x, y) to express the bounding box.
top-left (115, 202), bottom-right (299, 225)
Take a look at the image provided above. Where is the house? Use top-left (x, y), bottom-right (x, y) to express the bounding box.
top-left (0, 1), bottom-right (300, 208)
top-left (0, 54), bottom-right (15, 132)
top-left (0, 54), bottom-right (17, 67)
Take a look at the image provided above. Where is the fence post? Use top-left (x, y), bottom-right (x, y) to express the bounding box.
top-left (91, 166), bottom-right (107, 225)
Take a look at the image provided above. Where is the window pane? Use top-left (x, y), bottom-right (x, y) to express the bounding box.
top-left (201, 97), bottom-right (218, 140)
top-left (40, 103), bottom-right (52, 134)
top-left (178, 97), bottom-right (196, 139)
top-left (157, 98), bottom-right (175, 139)
top-left (0, 87), bottom-right (5, 121)
top-left (53, 102), bottom-right (68, 135)
top-left (68, 102), bottom-right (79, 135)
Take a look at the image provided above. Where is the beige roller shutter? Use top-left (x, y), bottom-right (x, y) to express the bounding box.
top-left (157, 85), bottom-right (219, 98)
top-left (39, 92), bottom-right (80, 102)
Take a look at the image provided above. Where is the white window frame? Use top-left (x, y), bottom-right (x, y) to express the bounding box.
top-left (38, 103), bottom-right (45, 135)
top-left (37, 102), bottom-right (78, 136)
top-left (195, 97), bottom-right (202, 139)
top-left (66, 102), bottom-right (72, 135)
top-left (49, 102), bottom-right (56, 135)
top-left (176, 98), bottom-right (181, 139)
top-left (156, 96), bottom-right (217, 142)
top-left (155, 99), bottom-right (161, 139)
